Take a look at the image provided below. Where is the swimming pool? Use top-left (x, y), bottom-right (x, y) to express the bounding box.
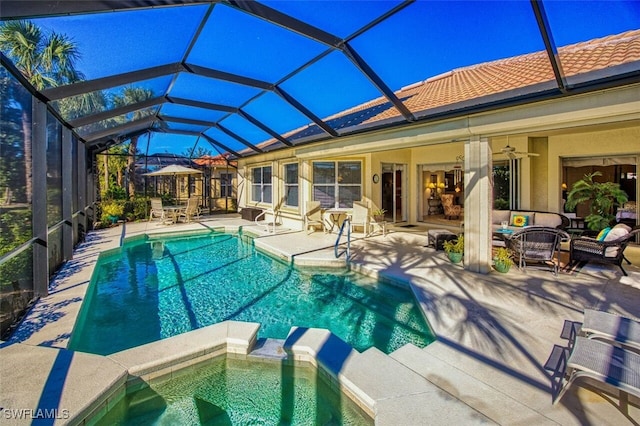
top-left (96, 355), bottom-right (372, 425)
top-left (69, 231), bottom-right (433, 355)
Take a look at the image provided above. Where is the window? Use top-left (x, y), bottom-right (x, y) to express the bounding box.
top-left (220, 172), bottom-right (233, 197)
top-left (312, 161), bottom-right (361, 208)
top-left (283, 163), bottom-right (298, 207)
top-left (251, 166), bottom-right (272, 203)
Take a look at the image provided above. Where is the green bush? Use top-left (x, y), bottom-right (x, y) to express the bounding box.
top-left (100, 201), bottom-right (125, 224)
top-left (124, 197), bottom-right (150, 221)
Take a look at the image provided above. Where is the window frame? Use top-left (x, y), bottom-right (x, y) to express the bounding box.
top-left (283, 162), bottom-right (299, 208)
top-left (250, 165), bottom-right (272, 204)
top-left (220, 172), bottom-right (233, 197)
top-left (312, 160), bottom-right (362, 209)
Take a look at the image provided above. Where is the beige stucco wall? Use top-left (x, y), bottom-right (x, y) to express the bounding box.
top-left (237, 85), bottom-right (639, 228)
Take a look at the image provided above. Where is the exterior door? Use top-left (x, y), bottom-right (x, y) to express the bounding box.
top-left (381, 163), bottom-right (407, 222)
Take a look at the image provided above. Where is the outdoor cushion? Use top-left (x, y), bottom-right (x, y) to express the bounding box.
top-left (510, 212), bottom-right (531, 227)
top-left (535, 212), bottom-right (562, 228)
top-left (604, 225), bottom-right (630, 257)
top-left (493, 210), bottom-right (511, 224)
top-left (614, 223), bottom-right (632, 233)
top-left (596, 227), bottom-right (611, 241)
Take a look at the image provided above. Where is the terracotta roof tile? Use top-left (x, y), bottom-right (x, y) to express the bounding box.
top-left (250, 29), bottom-right (640, 153)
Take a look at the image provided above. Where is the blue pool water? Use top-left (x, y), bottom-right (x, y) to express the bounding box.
top-left (95, 356), bottom-right (372, 425)
top-left (69, 232), bottom-right (433, 355)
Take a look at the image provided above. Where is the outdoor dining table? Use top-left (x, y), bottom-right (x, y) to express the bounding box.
top-left (162, 205), bottom-right (185, 224)
top-left (324, 209), bottom-right (352, 233)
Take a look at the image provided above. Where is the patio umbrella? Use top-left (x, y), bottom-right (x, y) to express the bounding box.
top-left (143, 165), bottom-right (203, 176)
top-left (144, 165), bottom-right (203, 202)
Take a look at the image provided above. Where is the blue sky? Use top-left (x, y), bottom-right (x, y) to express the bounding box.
top-left (27, 0), bottom-right (640, 155)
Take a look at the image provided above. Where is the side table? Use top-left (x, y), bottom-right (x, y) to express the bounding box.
top-left (427, 229), bottom-right (457, 250)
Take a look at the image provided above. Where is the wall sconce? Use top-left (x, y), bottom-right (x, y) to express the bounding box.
top-left (561, 183), bottom-right (568, 191)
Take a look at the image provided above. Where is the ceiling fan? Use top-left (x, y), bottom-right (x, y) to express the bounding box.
top-left (497, 144), bottom-right (540, 160)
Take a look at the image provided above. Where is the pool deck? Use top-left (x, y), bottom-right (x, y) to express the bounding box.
top-left (1, 214), bottom-right (639, 425)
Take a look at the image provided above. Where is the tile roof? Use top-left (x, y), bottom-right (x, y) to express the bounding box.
top-left (193, 154), bottom-right (237, 167)
top-left (251, 29), bottom-right (640, 153)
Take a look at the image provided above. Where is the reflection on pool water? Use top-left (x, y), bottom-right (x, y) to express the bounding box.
top-left (69, 232), bottom-right (433, 355)
top-left (96, 355), bottom-right (373, 425)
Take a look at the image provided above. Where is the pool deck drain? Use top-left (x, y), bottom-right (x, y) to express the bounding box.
top-left (2, 216), bottom-right (640, 425)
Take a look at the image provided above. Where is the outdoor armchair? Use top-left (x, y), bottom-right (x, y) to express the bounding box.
top-left (506, 226), bottom-right (569, 275)
top-left (176, 197), bottom-right (200, 223)
top-left (149, 198), bottom-right (165, 222)
top-left (569, 224), bottom-right (639, 276)
top-left (304, 201), bottom-right (325, 234)
top-left (350, 201), bottom-right (370, 235)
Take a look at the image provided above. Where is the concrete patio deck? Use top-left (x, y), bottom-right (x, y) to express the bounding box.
top-left (1, 214), bottom-right (639, 425)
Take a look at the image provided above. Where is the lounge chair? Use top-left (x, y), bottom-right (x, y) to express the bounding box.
top-left (581, 309), bottom-right (640, 352)
top-left (506, 226), bottom-right (570, 275)
top-left (149, 198), bottom-right (165, 222)
top-left (546, 336), bottom-right (640, 405)
top-left (304, 201), bottom-right (325, 234)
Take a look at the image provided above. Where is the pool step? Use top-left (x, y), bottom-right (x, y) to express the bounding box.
top-left (248, 338), bottom-right (288, 361)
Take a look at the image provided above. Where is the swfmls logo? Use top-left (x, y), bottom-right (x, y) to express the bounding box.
top-left (1, 407), bottom-right (70, 420)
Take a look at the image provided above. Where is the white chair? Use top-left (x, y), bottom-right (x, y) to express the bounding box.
top-left (176, 197), bottom-right (200, 223)
top-left (305, 201), bottom-right (326, 234)
top-left (149, 198), bottom-right (165, 222)
top-left (350, 201), bottom-right (370, 235)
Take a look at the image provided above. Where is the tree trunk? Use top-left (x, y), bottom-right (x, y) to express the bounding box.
top-left (127, 136), bottom-right (138, 199)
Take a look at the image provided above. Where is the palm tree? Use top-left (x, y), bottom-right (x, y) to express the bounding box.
top-left (111, 86), bottom-right (155, 198)
top-left (0, 20), bottom-right (83, 203)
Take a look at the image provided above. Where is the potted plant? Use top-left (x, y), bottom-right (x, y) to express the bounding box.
top-left (565, 171), bottom-right (628, 231)
top-left (372, 208), bottom-right (386, 222)
top-left (101, 201), bottom-right (125, 225)
top-left (493, 247), bottom-right (513, 273)
top-left (443, 235), bottom-right (464, 263)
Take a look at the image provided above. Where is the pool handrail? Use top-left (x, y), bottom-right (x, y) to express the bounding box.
top-left (334, 218), bottom-right (351, 261)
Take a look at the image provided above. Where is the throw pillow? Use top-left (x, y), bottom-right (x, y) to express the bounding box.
top-left (511, 215), bottom-right (529, 227)
top-left (596, 227), bottom-right (611, 241)
top-left (604, 226), bottom-right (629, 242)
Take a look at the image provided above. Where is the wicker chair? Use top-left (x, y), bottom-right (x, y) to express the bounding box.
top-left (569, 226), bottom-right (640, 276)
top-left (506, 226), bottom-right (570, 275)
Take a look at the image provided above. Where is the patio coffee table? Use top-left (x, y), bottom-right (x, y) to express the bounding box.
top-left (492, 228), bottom-right (513, 247)
top-left (427, 229), bottom-right (457, 251)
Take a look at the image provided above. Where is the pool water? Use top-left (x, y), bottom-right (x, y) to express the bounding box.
top-left (95, 356), bottom-right (373, 425)
top-left (69, 232), bottom-right (433, 355)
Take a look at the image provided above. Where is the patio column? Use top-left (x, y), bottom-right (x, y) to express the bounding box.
top-left (32, 99), bottom-right (49, 296)
top-left (464, 136), bottom-right (492, 273)
top-left (62, 126), bottom-right (73, 261)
